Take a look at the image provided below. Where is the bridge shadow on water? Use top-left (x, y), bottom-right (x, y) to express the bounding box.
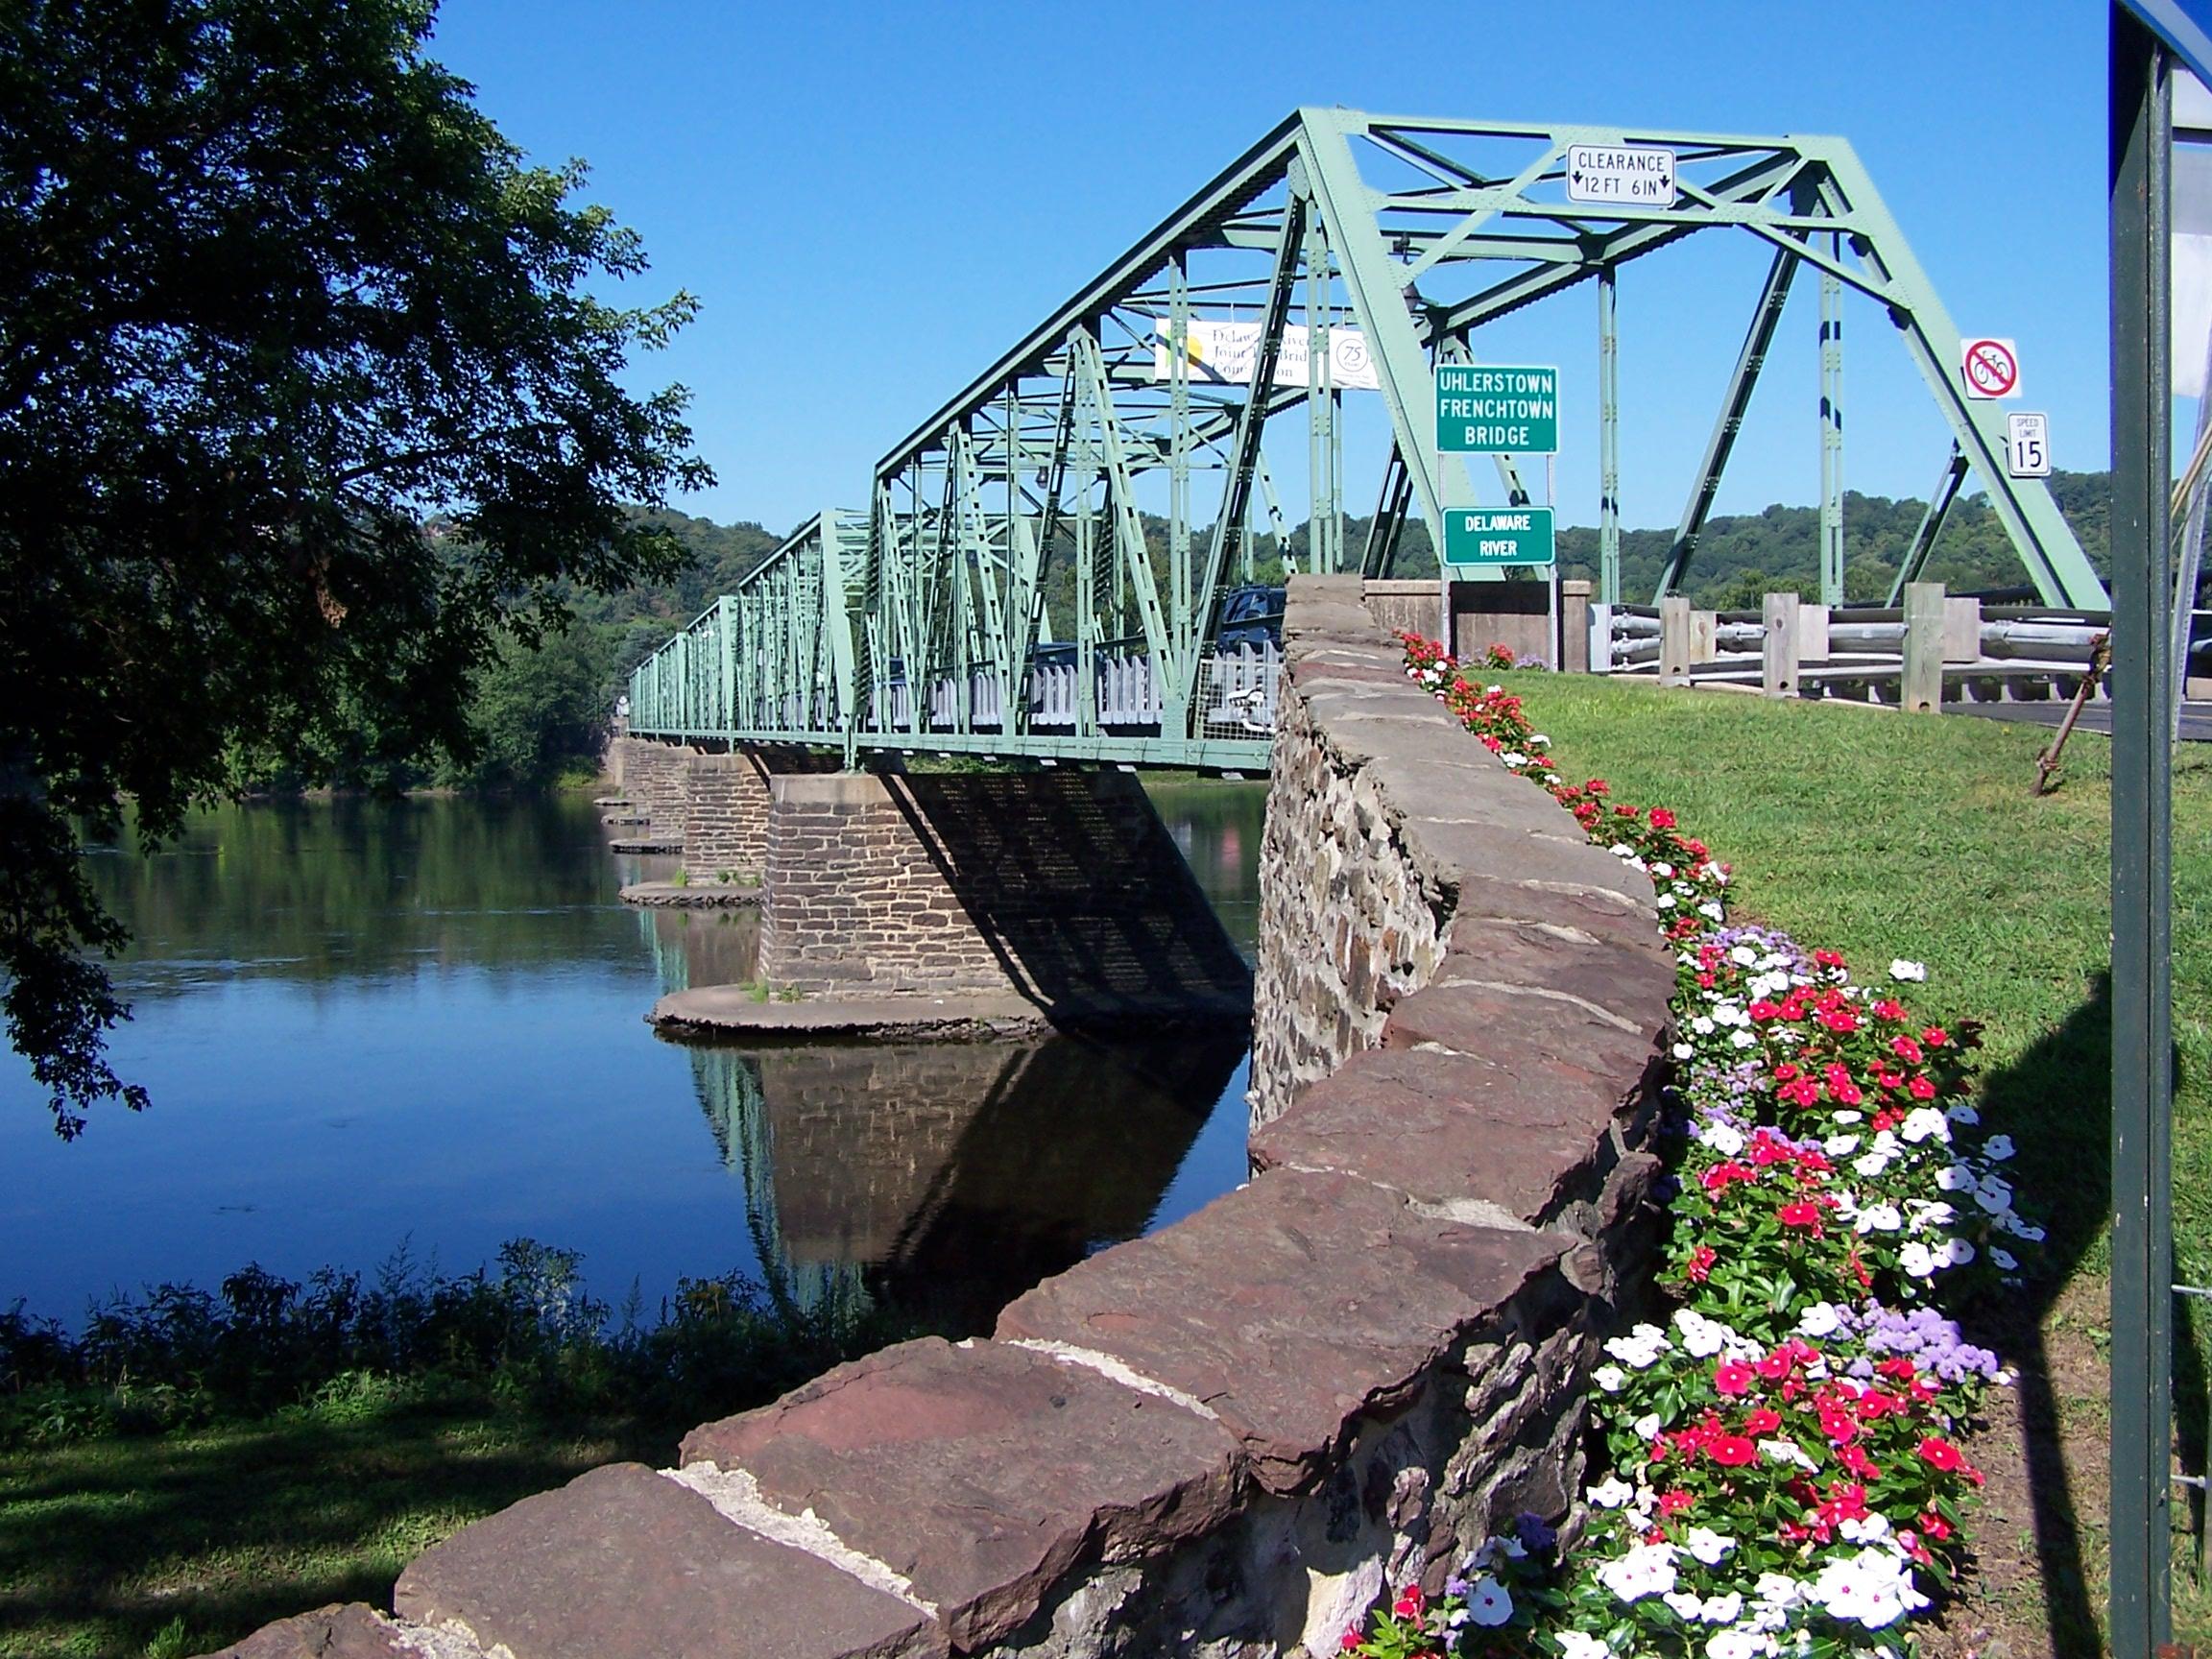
top-left (1953, 972), bottom-right (2201, 1655)
top-left (681, 1030), bottom-right (1248, 1337)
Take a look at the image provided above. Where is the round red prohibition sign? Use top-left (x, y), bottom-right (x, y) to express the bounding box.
top-left (1962, 338), bottom-right (2018, 397)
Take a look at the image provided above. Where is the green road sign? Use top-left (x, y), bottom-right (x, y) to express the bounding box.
top-left (1443, 507), bottom-right (1555, 567)
top-left (1436, 364), bottom-right (1558, 453)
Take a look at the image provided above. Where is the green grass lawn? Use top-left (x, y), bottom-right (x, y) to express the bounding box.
top-left (0, 1382), bottom-right (656, 1659)
top-left (1511, 673), bottom-right (2212, 1655)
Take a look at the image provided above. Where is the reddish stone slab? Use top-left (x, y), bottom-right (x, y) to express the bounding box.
top-left (1381, 978), bottom-right (1661, 1095)
top-left (1250, 1046), bottom-right (1621, 1225)
top-left (1433, 915), bottom-right (1677, 1045)
top-left (209, 1604), bottom-right (413, 1659)
top-left (994, 1168), bottom-right (1571, 1495)
top-left (393, 1463), bottom-right (941, 1659)
top-left (682, 1336), bottom-right (1243, 1649)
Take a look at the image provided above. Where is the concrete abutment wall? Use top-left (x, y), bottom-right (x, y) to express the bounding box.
top-left (220, 579), bottom-right (1675, 1659)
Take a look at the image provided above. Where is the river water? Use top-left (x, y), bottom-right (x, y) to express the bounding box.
top-left (0, 782), bottom-right (1266, 1334)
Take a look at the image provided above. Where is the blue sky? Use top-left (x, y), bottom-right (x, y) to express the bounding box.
top-left (426, 1), bottom-right (2117, 539)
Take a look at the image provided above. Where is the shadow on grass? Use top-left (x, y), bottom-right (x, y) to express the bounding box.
top-left (1962, 972), bottom-right (2201, 1656)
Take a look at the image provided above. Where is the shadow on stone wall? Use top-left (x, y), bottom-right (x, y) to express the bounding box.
top-left (884, 769), bottom-right (1255, 1024)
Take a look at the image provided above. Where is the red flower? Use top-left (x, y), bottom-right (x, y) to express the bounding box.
top-left (1340, 1630), bottom-right (1364, 1652)
top-left (1814, 949), bottom-right (1846, 970)
top-left (1908, 1076), bottom-right (1937, 1100)
top-left (1686, 1245), bottom-right (1717, 1283)
top-left (1873, 998), bottom-right (1908, 1021)
top-left (1917, 1436), bottom-right (1964, 1471)
top-left (1744, 1407), bottom-right (1783, 1434)
top-left (1715, 1360), bottom-right (1757, 1396)
top-left (1922, 1026), bottom-right (1949, 1046)
top-left (1778, 1200), bottom-right (1824, 1232)
top-left (1658, 1487), bottom-right (1695, 1517)
top-left (1393, 1584), bottom-right (1425, 1620)
top-left (1890, 1035), bottom-right (1924, 1065)
top-left (1584, 778), bottom-right (1609, 796)
top-left (1773, 1063), bottom-right (1800, 1082)
top-left (1919, 1511), bottom-right (1953, 1541)
top-left (1839, 1443), bottom-right (1882, 1479)
top-left (1648, 806), bottom-right (1677, 829)
top-left (1708, 1434), bottom-right (1758, 1467)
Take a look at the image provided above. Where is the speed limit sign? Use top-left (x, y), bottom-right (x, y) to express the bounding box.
top-left (2006, 412), bottom-right (2052, 478)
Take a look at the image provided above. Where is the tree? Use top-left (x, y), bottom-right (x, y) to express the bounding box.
top-left (1, 0), bottom-right (713, 1135)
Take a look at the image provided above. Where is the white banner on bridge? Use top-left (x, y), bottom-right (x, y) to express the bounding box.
top-left (1152, 319), bottom-right (1382, 391)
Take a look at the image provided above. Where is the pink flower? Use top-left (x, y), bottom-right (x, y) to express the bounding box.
top-left (1708, 1434), bottom-right (1758, 1467)
top-left (1714, 1360), bottom-right (1757, 1396)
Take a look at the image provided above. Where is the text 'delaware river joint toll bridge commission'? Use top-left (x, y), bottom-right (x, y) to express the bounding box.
top-left (626, 108), bottom-right (2108, 773)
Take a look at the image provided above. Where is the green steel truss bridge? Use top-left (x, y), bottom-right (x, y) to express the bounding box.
top-left (628, 108), bottom-right (2108, 770)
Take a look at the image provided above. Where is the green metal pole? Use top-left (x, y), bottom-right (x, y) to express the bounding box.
top-left (1599, 264), bottom-right (1621, 606)
top-left (2109, 9), bottom-right (2176, 1656)
top-left (1818, 257), bottom-right (1845, 607)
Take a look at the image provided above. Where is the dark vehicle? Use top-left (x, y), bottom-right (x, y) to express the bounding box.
top-left (1214, 584), bottom-right (1286, 652)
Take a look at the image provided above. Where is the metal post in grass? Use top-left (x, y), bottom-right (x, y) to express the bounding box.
top-left (1764, 592), bottom-right (1801, 698)
top-left (2109, 6), bottom-right (2176, 1653)
top-left (1902, 582), bottom-right (1946, 713)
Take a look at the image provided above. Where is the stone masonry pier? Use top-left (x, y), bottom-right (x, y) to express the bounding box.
top-left (216, 575), bottom-right (1676, 1659)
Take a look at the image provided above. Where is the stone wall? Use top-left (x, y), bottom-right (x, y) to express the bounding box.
top-left (215, 577), bottom-right (1676, 1659)
top-left (754, 768), bottom-right (1252, 1020)
top-left (620, 737), bottom-right (694, 837)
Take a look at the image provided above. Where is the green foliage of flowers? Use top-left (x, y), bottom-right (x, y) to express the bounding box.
top-left (1339, 638), bottom-right (2035, 1659)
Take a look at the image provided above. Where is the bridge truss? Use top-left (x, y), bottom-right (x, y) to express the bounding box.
top-left (630, 108), bottom-right (2106, 769)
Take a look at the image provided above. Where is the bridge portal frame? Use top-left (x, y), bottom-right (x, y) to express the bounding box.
top-left (631, 108), bottom-right (2106, 765)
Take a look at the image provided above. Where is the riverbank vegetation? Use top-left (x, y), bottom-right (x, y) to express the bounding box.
top-left (1493, 671), bottom-right (2211, 1655)
top-left (0, 1242), bottom-right (912, 1658)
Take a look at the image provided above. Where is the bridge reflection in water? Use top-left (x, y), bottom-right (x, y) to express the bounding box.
top-left (634, 903), bottom-right (1248, 1334)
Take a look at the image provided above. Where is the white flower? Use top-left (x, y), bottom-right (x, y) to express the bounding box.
top-left (1907, 1200), bottom-right (1957, 1229)
top-left (1937, 1237), bottom-right (1977, 1267)
top-left (1899, 1241), bottom-right (1937, 1279)
top-left (1900, 1107), bottom-right (1950, 1144)
top-left (1991, 1246), bottom-right (2020, 1271)
top-left (1730, 946), bottom-right (1759, 966)
top-left (2006, 1217), bottom-right (2048, 1242)
top-left (1651, 861), bottom-right (1676, 879)
top-left (1587, 1475), bottom-right (1636, 1508)
top-left (1888, 959), bottom-right (1928, 981)
top-left (1605, 1323), bottom-right (1671, 1369)
top-left (1706, 1632), bottom-right (1773, 1659)
top-left (1529, 733), bottom-right (1550, 746)
top-left (1754, 1572), bottom-right (1808, 1609)
top-left (1823, 1134), bottom-right (1862, 1157)
top-left (1666, 1590), bottom-right (1708, 1622)
top-left (1657, 892), bottom-right (1678, 908)
top-left (1463, 1575), bottom-right (1513, 1626)
top-left (1854, 1202), bottom-right (1904, 1235)
top-left (1594, 1363), bottom-right (1628, 1393)
top-left (1692, 1017), bottom-right (1716, 1036)
top-left (1596, 1542), bottom-right (1679, 1603)
top-left (1729, 1029), bottom-right (1757, 1049)
top-left (1700, 901), bottom-right (1726, 920)
top-left (1759, 1437), bottom-right (1818, 1470)
top-left (1673, 1043), bottom-right (1696, 1060)
top-left (1633, 1411), bottom-right (1663, 1442)
top-left (1974, 1176), bottom-right (2015, 1214)
top-left (1983, 1134), bottom-right (2015, 1160)
top-left (1556, 1633), bottom-right (1611, 1659)
top-left (1685, 1527), bottom-right (1737, 1566)
top-left (1795, 1302), bottom-right (1843, 1339)
top-left (1853, 1150), bottom-right (1894, 1178)
top-left (1839, 1512), bottom-right (1892, 1544)
top-left (1498, 752), bottom-right (1527, 769)
top-left (1674, 1309), bottom-right (1729, 1358)
top-left (1936, 1165), bottom-right (1975, 1191)
top-left (1833, 1109), bottom-right (1864, 1125)
top-left (1702, 1123), bottom-right (1746, 1157)
top-left (1811, 1547), bottom-right (1930, 1628)
top-left (1701, 1592), bottom-right (1744, 1625)
top-left (1946, 1101), bottom-right (1982, 1127)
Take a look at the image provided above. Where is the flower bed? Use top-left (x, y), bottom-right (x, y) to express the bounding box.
top-left (1340, 637), bottom-right (2032, 1659)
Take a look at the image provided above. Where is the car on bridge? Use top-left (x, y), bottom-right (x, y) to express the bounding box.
top-left (1213, 584), bottom-right (1285, 652)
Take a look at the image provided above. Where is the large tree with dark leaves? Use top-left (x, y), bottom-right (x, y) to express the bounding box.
top-left (0, 0), bottom-right (713, 1134)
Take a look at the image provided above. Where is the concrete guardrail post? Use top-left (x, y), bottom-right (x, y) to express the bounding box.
top-left (1763, 592), bottom-right (1801, 699)
top-left (1560, 579), bottom-right (1592, 674)
top-left (1903, 582), bottom-right (1946, 714)
top-left (1659, 595), bottom-right (1692, 685)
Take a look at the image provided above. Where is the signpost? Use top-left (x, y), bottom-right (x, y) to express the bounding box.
top-left (1436, 364), bottom-right (1558, 453)
top-left (2007, 412), bottom-right (2053, 477)
top-left (1443, 507), bottom-right (1555, 567)
top-left (1960, 336), bottom-right (2022, 398)
top-left (1566, 143), bottom-right (1678, 204)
